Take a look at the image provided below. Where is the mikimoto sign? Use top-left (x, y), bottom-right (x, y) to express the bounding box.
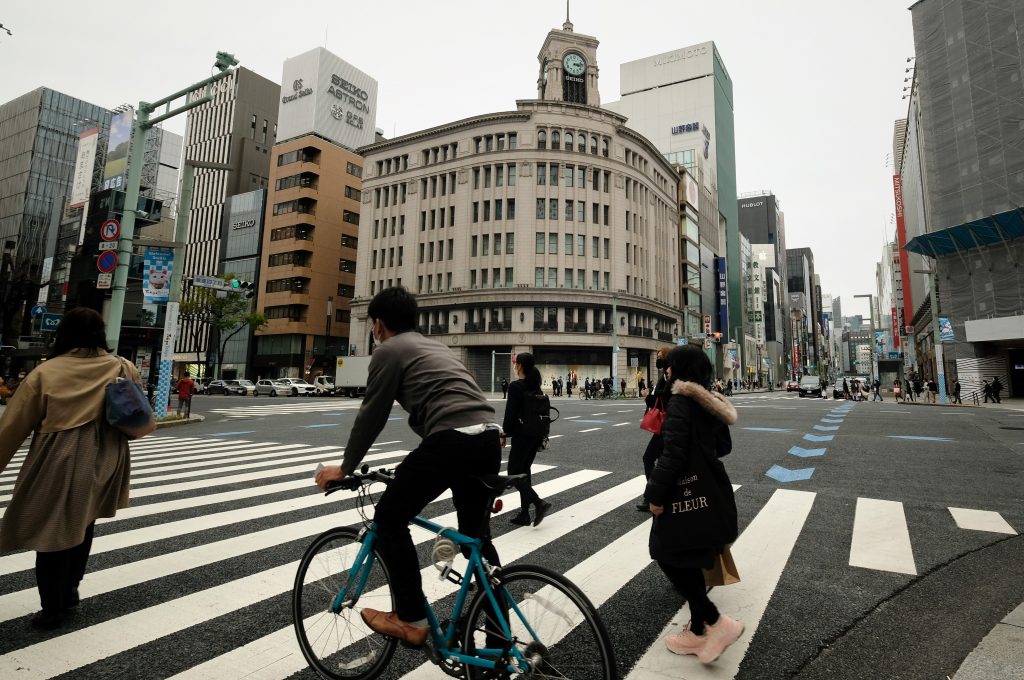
top-left (277, 47), bottom-right (378, 150)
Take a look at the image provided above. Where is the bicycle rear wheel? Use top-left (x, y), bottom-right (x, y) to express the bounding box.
top-left (462, 564), bottom-right (617, 680)
top-left (292, 527), bottom-right (397, 680)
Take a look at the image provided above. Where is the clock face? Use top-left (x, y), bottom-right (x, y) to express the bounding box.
top-left (563, 53), bottom-right (586, 76)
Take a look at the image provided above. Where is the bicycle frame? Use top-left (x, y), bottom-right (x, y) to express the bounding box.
top-left (331, 515), bottom-right (538, 675)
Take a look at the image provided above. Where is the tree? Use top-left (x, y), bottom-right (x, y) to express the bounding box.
top-left (179, 273), bottom-right (266, 379)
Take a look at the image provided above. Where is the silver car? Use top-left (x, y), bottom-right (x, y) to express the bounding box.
top-left (255, 379), bottom-right (289, 397)
top-left (277, 378), bottom-right (317, 396)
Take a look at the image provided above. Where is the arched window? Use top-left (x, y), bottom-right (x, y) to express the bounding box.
top-left (602, 138), bottom-right (609, 157)
top-left (552, 130), bottom-right (560, 150)
top-left (565, 132), bottom-right (574, 151)
top-left (578, 133), bottom-right (586, 152)
top-left (591, 135), bottom-right (598, 154)
top-left (537, 130), bottom-right (547, 150)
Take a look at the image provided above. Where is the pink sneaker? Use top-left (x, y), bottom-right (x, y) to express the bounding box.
top-left (697, 614), bottom-right (744, 663)
top-left (665, 621), bottom-right (707, 657)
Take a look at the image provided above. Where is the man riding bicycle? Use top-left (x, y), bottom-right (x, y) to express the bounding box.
top-left (315, 287), bottom-right (503, 647)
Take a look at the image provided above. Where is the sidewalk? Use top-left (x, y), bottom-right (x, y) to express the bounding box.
top-left (955, 601), bottom-right (1024, 679)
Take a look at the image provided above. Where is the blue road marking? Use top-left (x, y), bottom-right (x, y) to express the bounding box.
top-left (803, 433), bottom-right (834, 443)
top-left (301, 423), bottom-right (338, 429)
top-left (821, 418), bottom-right (844, 424)
top-left (743, 427), bottom-right (792, 432)
top-left (888, 435), bottom-right (954, 442)
top-left (789, 446), bottom-right (826, 458)
top-left (813, 424), bottom-right (840, 432)
top-left (324, 412), bottom-right (344, 416)
top-left (210, 431), bottom-right (255, 436)
top-left (388, 416), bottom-right (402, 421)
top-left (766, 464), bottom-right (815, 482)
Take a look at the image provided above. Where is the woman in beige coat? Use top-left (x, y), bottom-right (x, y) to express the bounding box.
top-left (0, 308), bottom-right (140, 630)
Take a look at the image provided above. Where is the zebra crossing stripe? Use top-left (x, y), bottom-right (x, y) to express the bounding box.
top-left (948, 507), bottom-right (1017, 534)
top-left (130, 443), bottom-right (310, 472)
top-left (1, 437), bottom-right (212, 474)
top-left (165, 475), bottom-right (641, 680)
top-left (0, 464), bottom-right (567, 624)
top-left (0, 470), bottom-right (615, 677)
top-left (626, 489), bottom-right (816, 679)
top-left (849, 498), bottom-right (917, 575)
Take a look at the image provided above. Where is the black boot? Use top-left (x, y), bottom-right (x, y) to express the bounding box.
top-left (532, 500), bottom-right (553, 527)
top-left (509, 510), bottom-right (532, 526)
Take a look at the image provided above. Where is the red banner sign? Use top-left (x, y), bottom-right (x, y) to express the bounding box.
top-left (892, 176), bottom-right (913, 330)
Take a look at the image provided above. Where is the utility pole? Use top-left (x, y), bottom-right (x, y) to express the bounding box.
top-left (105, 52), bottom-right (239, 353)
top-left (914, 267), bottom-right (948, 404)
top-left (611, 294), bottom-right (618, 400)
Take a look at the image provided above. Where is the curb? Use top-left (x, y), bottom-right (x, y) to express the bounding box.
top-left (955, 601), bottom-right (1024, 679)
top-left (156, 414), bottom-right (206, 429)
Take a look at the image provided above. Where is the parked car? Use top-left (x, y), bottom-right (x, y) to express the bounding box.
top-left (255, 379), bottom-right (290, 397)
top-left (798, 376), bottom-right (822, 398)
top-left (785, 379), bottom-right (800, 392)
top-left (207, 379), bottom-right (255, 396)
top-left (277, 377), bottom-right (316, 396)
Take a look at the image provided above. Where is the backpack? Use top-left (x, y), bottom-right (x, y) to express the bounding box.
top-left (518, 390), bottom-right (559, 440)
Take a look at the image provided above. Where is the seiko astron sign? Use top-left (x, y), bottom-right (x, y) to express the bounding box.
top-left (277, 47), bottom-right (378, 150)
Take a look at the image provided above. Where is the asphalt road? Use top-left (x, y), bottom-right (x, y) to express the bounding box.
top-left (0, 389), bottom-right (1021, 679)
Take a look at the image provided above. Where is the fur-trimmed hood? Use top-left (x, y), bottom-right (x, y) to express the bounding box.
top-left (671, 380), bottom-right (738, 425)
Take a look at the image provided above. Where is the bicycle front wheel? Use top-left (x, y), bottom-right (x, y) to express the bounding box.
top-left (462, 564), bottom-right (617, 680)
top-left (292, 527), bottom-right (397, 680)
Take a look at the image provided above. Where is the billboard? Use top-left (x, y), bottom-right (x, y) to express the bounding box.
top-left (70, 128), bottom-right (100, 207)
top-left (103, 109), bottom-right (133, 191)
top-left (715, 256), bottom-right (729, 336)
top-left (682, 172), bottom-right (700, 210)
top-left (143, 247), bottom-right (173, 303)
top-left (751, 243), bottom-right (776, 269)
top-left (892, 175), bottom-right (913, 330)
top-left (277, 47), bottom-right (378, 150)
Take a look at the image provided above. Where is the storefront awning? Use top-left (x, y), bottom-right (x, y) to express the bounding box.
top-left (905, 207), bottom-right (1024, 258)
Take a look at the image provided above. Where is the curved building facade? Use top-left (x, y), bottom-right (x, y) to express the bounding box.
top-left (350, 22), bottom-right (682, 390)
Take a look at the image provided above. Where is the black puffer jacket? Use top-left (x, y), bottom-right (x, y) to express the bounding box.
top-left (645, 380), bottom-right (738, 566)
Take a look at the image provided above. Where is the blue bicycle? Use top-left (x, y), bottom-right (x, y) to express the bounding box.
top-left (292, 466), bottom-right (617, 680)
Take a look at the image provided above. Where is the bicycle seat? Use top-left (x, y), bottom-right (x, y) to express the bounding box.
top-left (476, 474), bottom-right (526, 493)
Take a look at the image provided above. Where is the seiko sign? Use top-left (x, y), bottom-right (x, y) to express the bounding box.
top-left (232, 219), bottom-right (256, 230)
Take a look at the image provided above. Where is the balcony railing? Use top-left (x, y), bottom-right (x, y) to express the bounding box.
top-left (595, 323), bottom-right (613, 333)
top-left (488, 321), bottom-right (512, 332)
top-left (465, 323), bottom-right (485, 333)
top-left (658, 331), bottom-right (674, 342)
top-left (430, 324), bottom-right (450, 334)
top-left (564, 322), bottom-right (588, 332)
top-left (417, 325), bottom-right (429, 334)
top-left (642, 328), bottom-right (654, 338)
top-left (628, 325), bottom-right (644, 336)
top-left (533, 323), bottom-right (558, 331)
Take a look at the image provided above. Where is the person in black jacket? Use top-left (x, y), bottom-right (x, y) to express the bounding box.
top-left (645, 344), bottom-right (744, 664)
top-left (638, 346), bottom-right (673, 510)
top-left (502, 353), bottom-right (552, 527)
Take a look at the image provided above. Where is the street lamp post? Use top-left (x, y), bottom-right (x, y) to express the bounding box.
top-left (913, 267), bottom-right (948, 404)
top-left (105, 52), bottom-right (239, 352)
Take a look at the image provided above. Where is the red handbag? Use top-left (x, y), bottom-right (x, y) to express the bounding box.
top-left (640, 398), bottom-right (665, 435)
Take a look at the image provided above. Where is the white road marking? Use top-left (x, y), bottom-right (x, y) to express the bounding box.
top-left (613, 422), bottom-right (631, 427)
top-left (849, 498), bottom-right (917, 575)
top-left (579, 428), bottom-right (601, 433)
top-left (627, 489), bottom-right (816, 679)
top-left (151, 476), bottom-right (646, 680)
top-left (948, 507), bottom-right (1017, 534)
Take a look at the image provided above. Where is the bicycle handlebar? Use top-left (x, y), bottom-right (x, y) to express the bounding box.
top-left (324, 465), bottom-right (393, 495)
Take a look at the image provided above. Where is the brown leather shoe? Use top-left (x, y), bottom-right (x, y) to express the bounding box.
top-left (360, 608), bottom-right (429, 647)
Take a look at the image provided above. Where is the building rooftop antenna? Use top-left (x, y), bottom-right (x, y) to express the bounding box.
top-left (563, 0), bottom-right (573, 31)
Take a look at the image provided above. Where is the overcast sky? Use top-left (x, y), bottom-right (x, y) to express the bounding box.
top-left (0, 0), bottom-right (915, 318)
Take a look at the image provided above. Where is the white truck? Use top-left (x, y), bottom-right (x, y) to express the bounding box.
top-left (334, 356), bottom-right (371, 397)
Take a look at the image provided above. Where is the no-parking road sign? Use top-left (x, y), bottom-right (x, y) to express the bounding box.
top-left (97, 250), bottom-right (118, 273)
top-left (100, 219), bottom-right (121, 242)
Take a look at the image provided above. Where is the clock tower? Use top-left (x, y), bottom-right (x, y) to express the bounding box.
top-left (536, 10), bottom-right (600, 107)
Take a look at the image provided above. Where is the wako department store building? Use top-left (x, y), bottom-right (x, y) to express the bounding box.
top-left (351, 20), bottom-right (683, 389)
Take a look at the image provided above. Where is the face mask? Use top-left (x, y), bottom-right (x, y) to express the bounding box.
top-left (371, 321), bottom-right (382, 346)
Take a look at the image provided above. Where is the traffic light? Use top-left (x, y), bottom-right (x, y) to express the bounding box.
top-left (227, 279), bottom-right (256, 298)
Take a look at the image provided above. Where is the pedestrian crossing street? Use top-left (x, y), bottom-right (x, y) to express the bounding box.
top-left (203, 398), bottom-right (363, 419)
top-left (0, 434), bottom-right (1019, 679)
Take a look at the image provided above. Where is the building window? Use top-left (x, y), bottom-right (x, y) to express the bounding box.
top-left (549, 163), bottom-right (558, 186)
top-left (604, 272), bottom-right (610, 290)
top-left (577, 234), bottom-right (585, 256)
top-left (495, 199), bottom-right (503, 220)
top-left (472, 235), bottom-right (479, 257)
top-left (250, 114), bottom-right (256, 139)
top-left (338, 258), bottom-right (355, 272)
top-left (593, 270), bottom-right (599, 290)
top-left (344, 185), bottom-right (360, 200)
top-left (548, 232), bottom-right (558, 254)
top-left (565, 233), bottom-right (573, 254)
top-left (564, 165), bottom-right (574, 186)
top-left (535, 232), bottom-right (545, 254)
top-left (549, 198), bottom-right (558, 220)
top-left (537, 130), bottom-right (547, 150)
top-left (509, 133), bottom-right (517, 149)
top-left (268, 251), bottom-right (309, 267)
top-left (537, 163), bottom-right (546, 185)
top-left (577, 201), bottom-right (585, 222)
top-left (603, 205), bottom-right (609, 225)
top-left (564, 268), bottom-right (572, 288)
top-left (506, 232), bottom-right (515, 254)
top-left (590, 135), bottom-right (598, 154)
top-left (577, 135), bottom-right (586, 153)
top-left (535, 267), bottom-right (544, 287)
top-left (496, 165), bottom-right (503, 187)
top-left (473, 167), bottom-right (480, 189)
top-left (482, 234), bottom-right (490, 256)
top-left (602, 138), bottom-right (609, 157)
top-left (335, 310), bottom-right (351, 323)
top-left (346, 161), bottom-right (362, 177)
top-left (265, 305), bottom-right (303, 321)
top-left (338, 284), bottom-right (355, 297)
top-left (564, 200), bottom-right (573, 221)
top-left (472, 202), bottom-right (479, 223)
top-left (342, 210), bottom-right (359, 225)
top-left (483, 201), bottom-right (491, 221)
top-left (603, 238), bottom-right (610, 259)
top-left (536, 198), bottom-right (545, 219)
top-left (603, 171), bottom-right (610, 192)
top-left (484, 166), bottom-right (491, 188)
top-left (505, 267), bottom-right (513, 285)
top-left (340, 234), bottom-right (358, 249)
top-left (592, 236), bottom-right (599, 257)
top-left (552, 130), bottom-right (560, 149)
top-left (494, 233), bottom-right (502, 255)
top-left (508, 163), bottom-right (517, 186)
top-left (565, 132), bottom-right (574, 151)
top-left (448, 238), bottom-right (454, 259)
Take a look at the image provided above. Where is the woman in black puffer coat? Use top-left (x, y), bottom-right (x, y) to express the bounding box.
top-left (637, 346), bottom-right (672, 511)
top-left (644, 344), bottom-right (744, 665)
